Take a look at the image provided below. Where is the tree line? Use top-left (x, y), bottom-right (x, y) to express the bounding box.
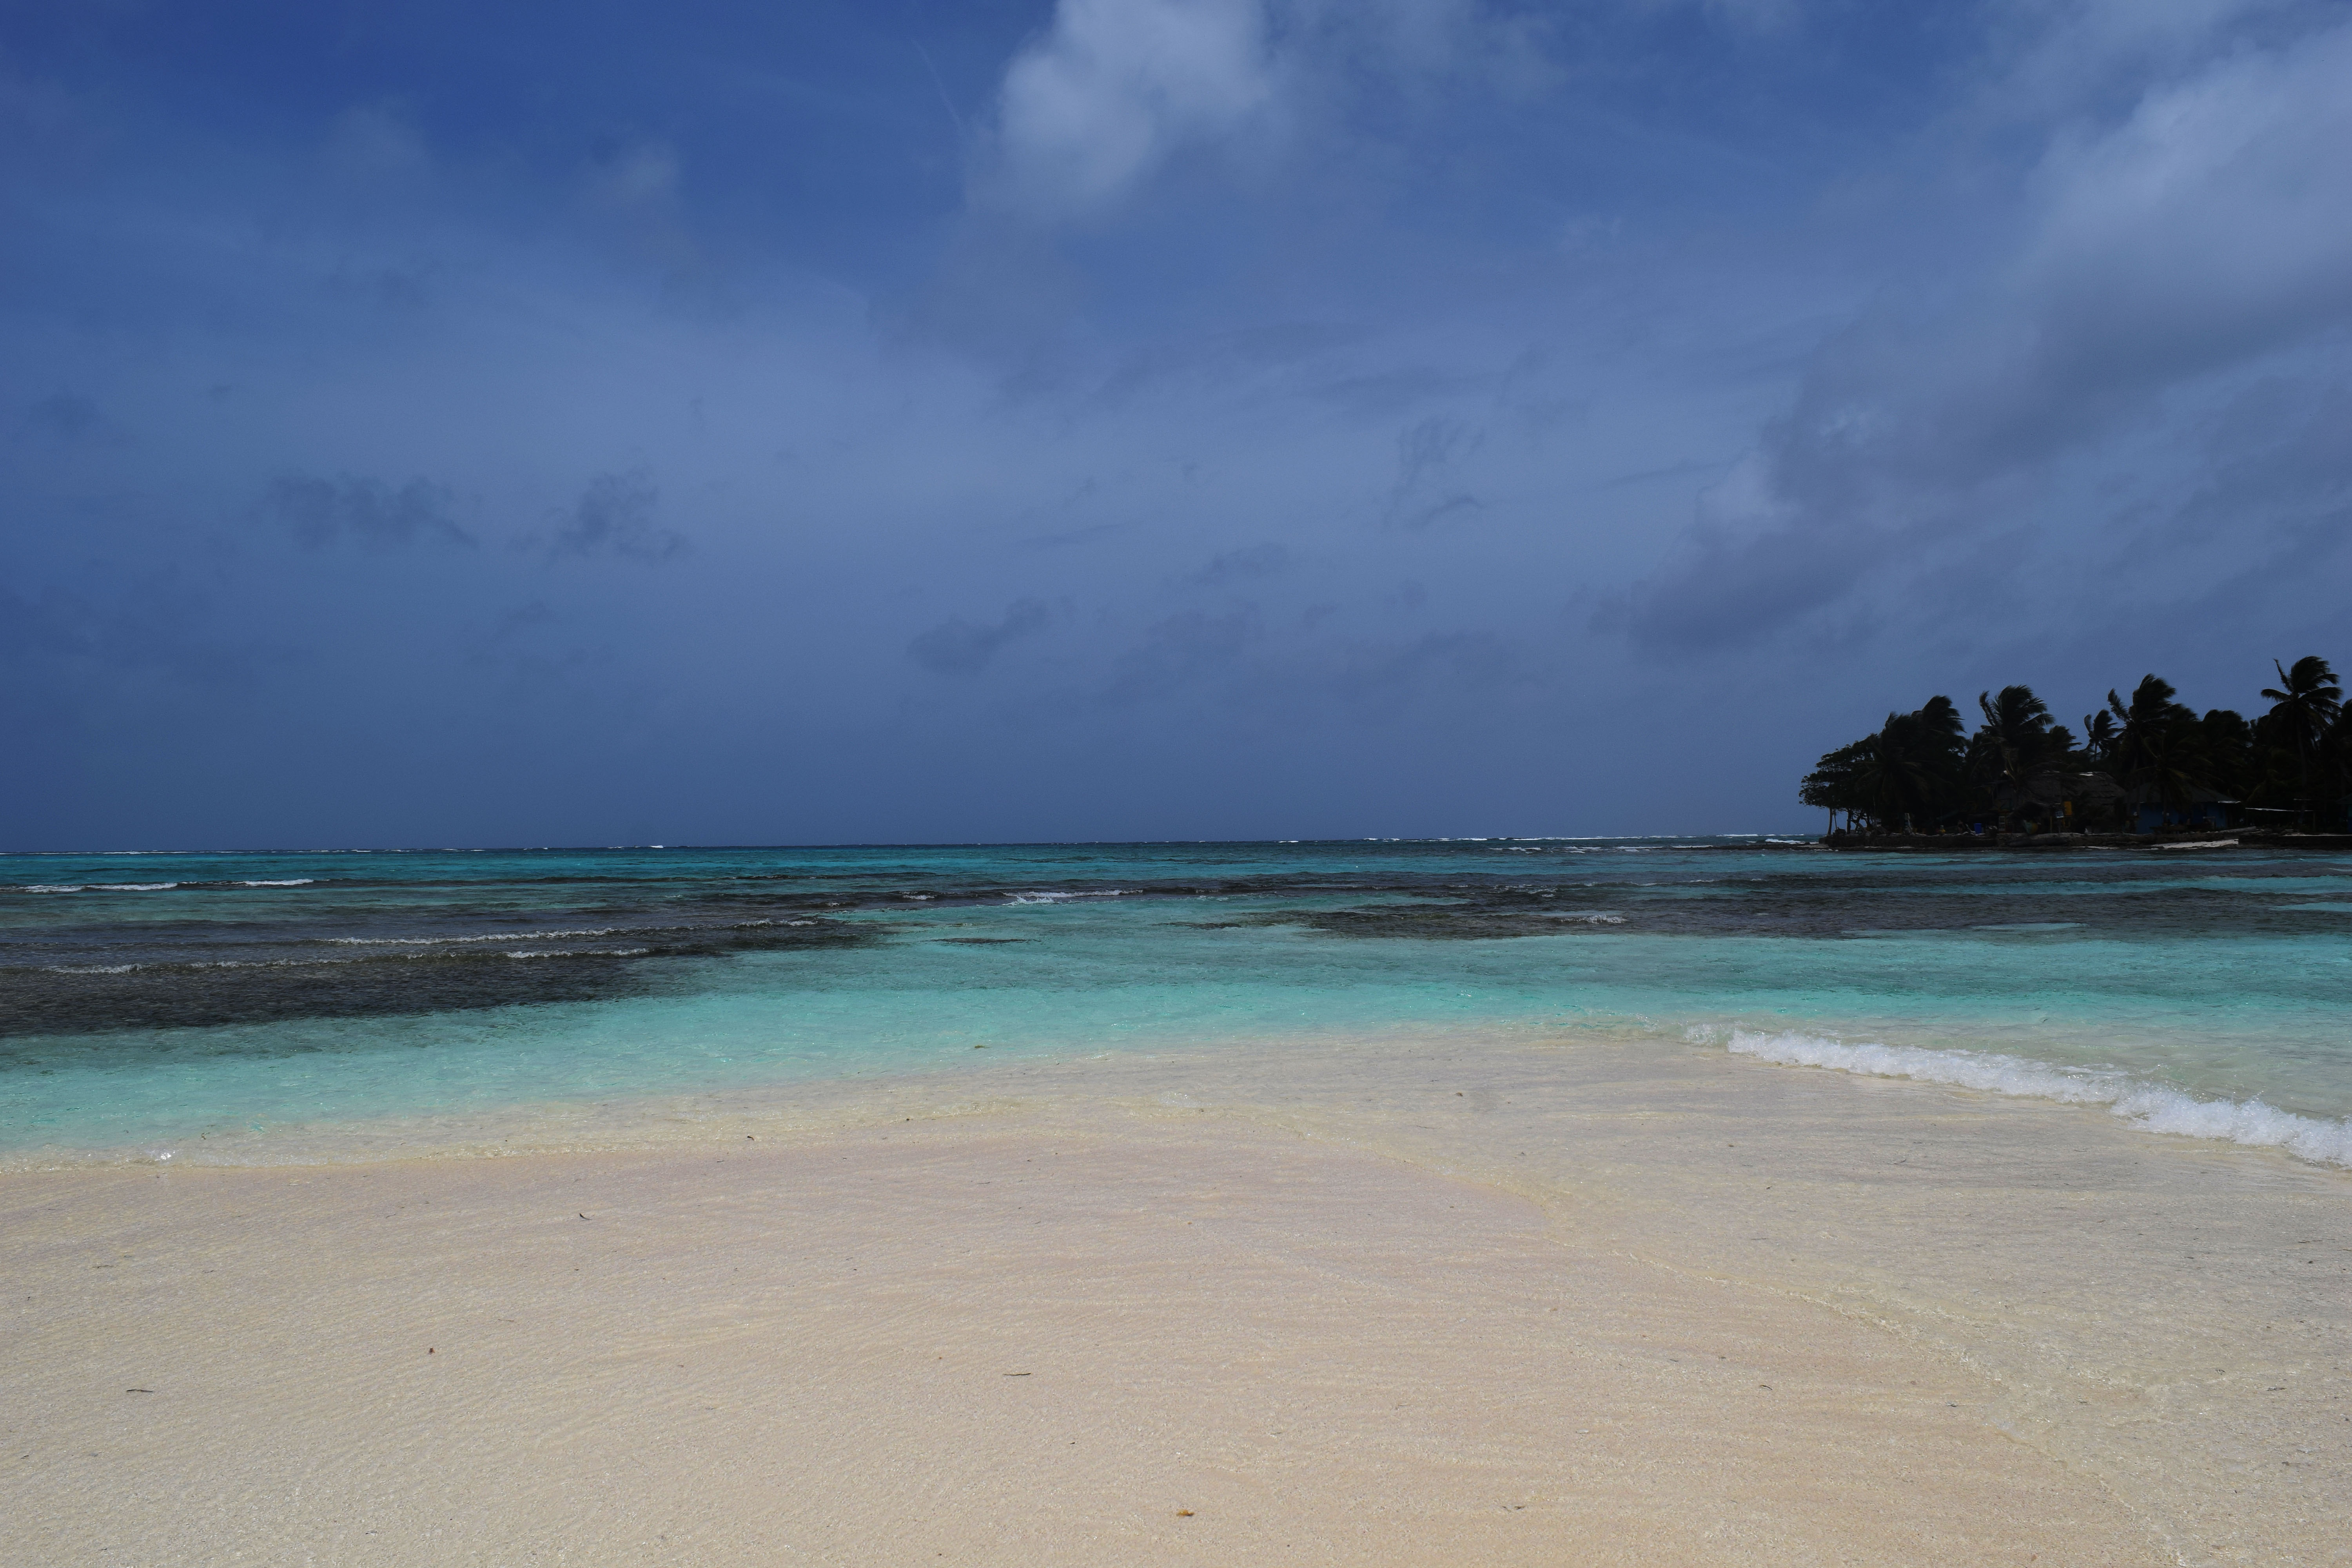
top-left (1799, 657), bottom-right (2347, 834)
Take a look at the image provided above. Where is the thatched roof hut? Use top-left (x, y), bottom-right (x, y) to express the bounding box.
top-left (2121, 779), bottom-right (2229, 807)
top-left (1991, 771), bottom-right (2127, 813)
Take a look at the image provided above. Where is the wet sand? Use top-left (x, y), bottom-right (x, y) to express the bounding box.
top-left (6, 1031), bottom-right (2348, 1565)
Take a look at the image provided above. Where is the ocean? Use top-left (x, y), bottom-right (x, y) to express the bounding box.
top-left (5, 837), bottom-right (2350, 1168)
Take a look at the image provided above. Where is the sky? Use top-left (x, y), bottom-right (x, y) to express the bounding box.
top-left (4, 0), bottom-right (2349, 848)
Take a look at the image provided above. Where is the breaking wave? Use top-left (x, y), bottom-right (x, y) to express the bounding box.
top-left (325, 927), bottom-right (622, 946)
top-left (1711, 1027), bottom-right (2352, 1170)
top-left (503, 947), bottom-right (650, 960)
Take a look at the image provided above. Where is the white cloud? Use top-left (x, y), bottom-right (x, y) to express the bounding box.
top-left (1610, 11), bottom-right (2352, 652)
top-left (980, 0), bottom-right (1524, 217)
top-left (2015, 18), bottom-right (2352, 377)
top-left (1989, 0), bottom-right (2299, 114)
top-left (991, 0), bottom-right (1278, 215)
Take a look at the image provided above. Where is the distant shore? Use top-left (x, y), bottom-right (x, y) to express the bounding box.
top-left (1821, 827), bottom-right (2352, 850)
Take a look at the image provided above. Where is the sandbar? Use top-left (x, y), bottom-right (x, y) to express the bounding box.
top-left (5, 1030), bottom-right (2347, 1565)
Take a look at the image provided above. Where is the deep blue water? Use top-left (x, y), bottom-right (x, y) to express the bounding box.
top-left (5, 838), bottom-right (2349, 1161)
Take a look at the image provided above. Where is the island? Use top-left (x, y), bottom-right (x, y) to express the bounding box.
top-left (1800, 657), bottom-right (2349, 845)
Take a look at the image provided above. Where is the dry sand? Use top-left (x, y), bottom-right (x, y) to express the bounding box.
top-left (6, 1031), bottom-right (2349, 1565)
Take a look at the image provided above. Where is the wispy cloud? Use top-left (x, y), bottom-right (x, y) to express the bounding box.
top-left (544, 472), bottom-right (687, 563)
top-left (267, 474), bottom-right (474, 549)
top-left (910, 599), bottom-right (1055, 673)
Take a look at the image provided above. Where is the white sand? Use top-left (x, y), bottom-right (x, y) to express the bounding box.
top-left (6, 1030), bottom-right (2348, 1565)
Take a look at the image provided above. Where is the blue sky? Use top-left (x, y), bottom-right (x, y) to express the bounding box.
top-left (5, 0), bottom-right (2348, 847)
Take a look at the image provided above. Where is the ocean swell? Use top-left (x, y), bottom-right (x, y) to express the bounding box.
top-left (1712, 1027), bottom-right (2352, 1170)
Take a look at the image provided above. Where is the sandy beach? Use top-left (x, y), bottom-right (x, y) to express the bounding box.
top-left (7, 1031), bottom-right (2348, 1566)
top-left (15, 0), bottom-right (2352, 1549)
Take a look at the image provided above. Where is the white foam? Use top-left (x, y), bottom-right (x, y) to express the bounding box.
top-left (240, 878), bottom-right (316, 887)
top-left (502, 948), bottom-right (649, 960)
top-left (1712, 1027), bottom-right (2352, 1170)
top-left (96, 883), bottom-right (179, 891)
top-left (44, 964), bottom-right (136, 975)
top-left (1539, 911), bottom-right (1628, 924)
top-left (1006, 890), bottom-right (1125, 904)
top-left (24, 885), bottom-right (87, 893)
top-left (326, 927), bottom-right (621, 946)
top-left (2157, 838), bottom-right (2239, 851)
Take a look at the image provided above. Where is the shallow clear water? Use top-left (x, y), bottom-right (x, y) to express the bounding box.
top-left (5, 838), bottom-right (2350, 1161)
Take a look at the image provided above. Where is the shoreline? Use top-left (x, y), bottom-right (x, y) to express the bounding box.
top-left (11, 1013), bottom-right (2352, 1177)
top-left (7, 1030), bottom-right (2349, 1564)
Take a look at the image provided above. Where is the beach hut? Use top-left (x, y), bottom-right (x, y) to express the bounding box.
top-left (1991, 770), bottom-right (2127, 831)
top-left (2124, 780), bottom-right (2232, 832)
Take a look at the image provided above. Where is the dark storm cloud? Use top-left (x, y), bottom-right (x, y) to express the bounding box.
top-left (2151, 381), bottom-right (2352, 553)
top-left (4, 0), bottom-right (2350, 847)
top-left (1384, 416), bottom-right (1484, 531)
top-left (267, 474), bottom-right (473, 550)
top-left (1614, 9), bottom-right (2352, 654)
top-left (909, 598), bottom-right (1054, 674)
top-left (546, 473), bottom-right (685, 563)
top-left (1328, 629), bottom-right (1525, 708)
top-left (0, 574), bottom-right (292, 686)
top-left (1099, 607), bottom-right (1264, 705)
top-left (1594, 512), bottom-right (1877, 654)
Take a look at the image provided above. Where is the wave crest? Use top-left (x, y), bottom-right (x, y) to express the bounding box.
top-left (1712, 1027), bottom-right (2352, 1170)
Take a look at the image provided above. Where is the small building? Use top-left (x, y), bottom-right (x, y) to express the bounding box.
top-left (1991, 771), bottom-right (2127, 831)
top-left (2124, 781), bottom-right (2232, 833)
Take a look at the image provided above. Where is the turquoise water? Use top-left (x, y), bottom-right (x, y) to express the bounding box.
top-left (5, 839), bottom-right (2350, 1161)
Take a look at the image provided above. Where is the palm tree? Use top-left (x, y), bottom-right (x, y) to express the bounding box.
top-left (2127, 722), bottom-right (2212, 823)
top-left (1800, 697), bottom-right (1965, 833)
top-left (2197, 708), bottom-right (2256, 801)
top-left (2106, 675), bottom-right (2209, 825)
top-left (1802, 661), bottom-right (2348, 839)
top-left (2105, 676), bottom-right (2194, 757)
top-left (1857, 713), bottom-right (1940, 832)
top-left (1799, 738), bottom-right (1874, 832)
top-left (2080, 709), bottom-right (2117, 763)
top-left (1971, 685), bottom-right (2058, 827)
top-left (2260, 656), bottom-right (2343, 828)
top-left (2322, 704), bottom-right (2352, 828)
